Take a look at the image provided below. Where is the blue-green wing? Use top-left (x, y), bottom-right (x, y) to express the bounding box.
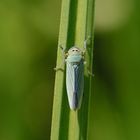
top-left (66, 60), bottom-right (84, 110)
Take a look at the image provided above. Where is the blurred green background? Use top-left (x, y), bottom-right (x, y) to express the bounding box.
top-left (0, 0), bottom-right (61, 139)
top-left (0, 0), bottom-right (140, 140)
top-left (91, 0), bottom-right (140, 140)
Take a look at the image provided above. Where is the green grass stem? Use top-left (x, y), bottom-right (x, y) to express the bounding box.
top-left (51, 0), bottom-right (95, 139)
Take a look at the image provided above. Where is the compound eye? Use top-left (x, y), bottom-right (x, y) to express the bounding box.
top-left (72, 49), bottom-right (75, 51)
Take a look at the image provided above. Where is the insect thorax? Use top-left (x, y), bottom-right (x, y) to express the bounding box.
top-left (66, 54), bottom-right (83, 63)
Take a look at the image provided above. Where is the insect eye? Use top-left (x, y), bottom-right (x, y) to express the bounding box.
top-left (76, 50), bottom-right (78, 51)
top-left (72, 50), bottom-right (75, 51)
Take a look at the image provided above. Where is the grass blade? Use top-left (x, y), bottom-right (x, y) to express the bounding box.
top-left (51, 0), bottom-right (95, 139)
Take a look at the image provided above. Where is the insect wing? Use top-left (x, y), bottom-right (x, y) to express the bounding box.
top-left (66, 60), bottom-right (84, 110)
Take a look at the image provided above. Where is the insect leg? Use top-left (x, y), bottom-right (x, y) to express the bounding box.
top-left (54, 45), bottom-right (66, 72)
top-left (87, 69), bottom-right (94, 77)
top-left (83, 36), bottom-right (94, 77)
top-left (84, 63), bottom-right (94, 77)
top-left (59, 44), bottom-right (66, 63)
top-left (83, 36), bottom-right (91, 54)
